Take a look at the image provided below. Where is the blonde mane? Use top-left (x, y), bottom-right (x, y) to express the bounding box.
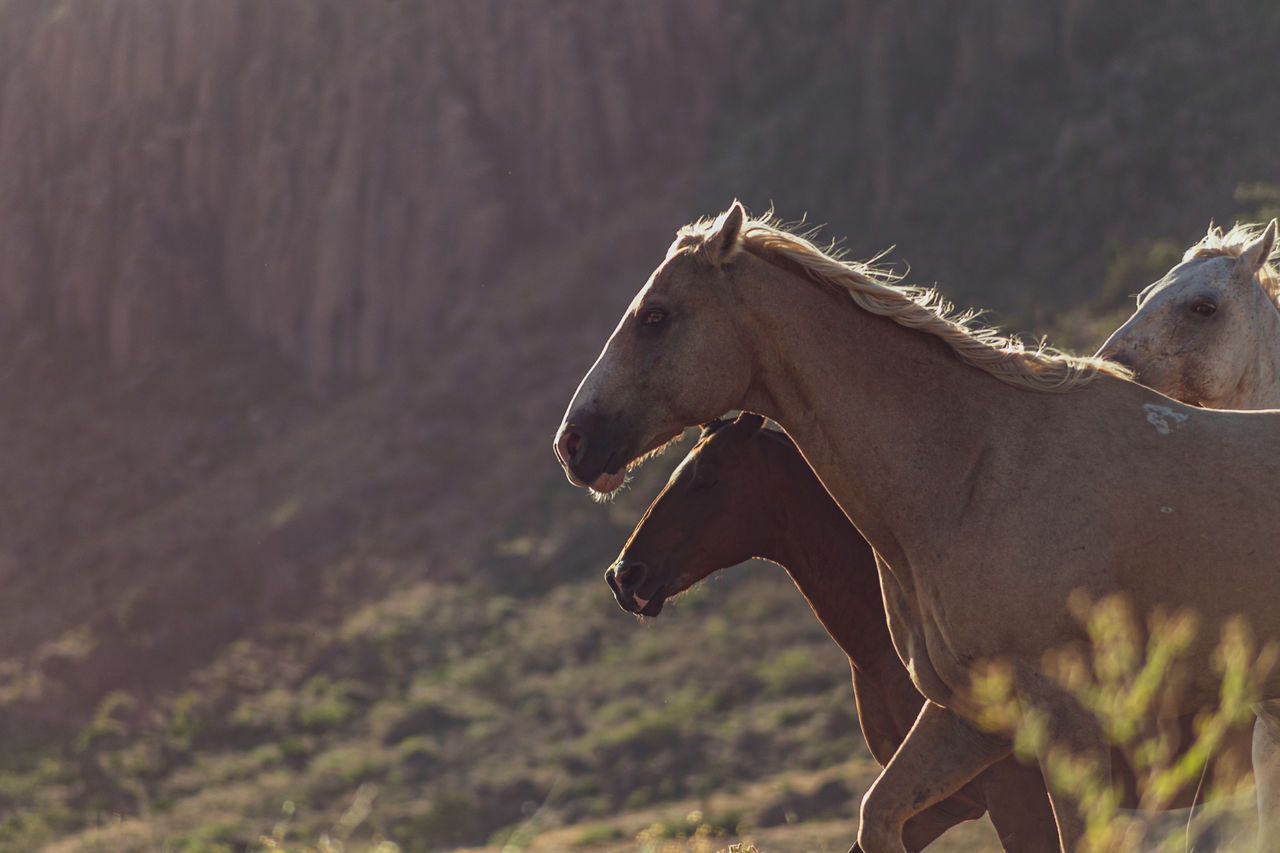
top-left (678, 214), bottom-right (1130, 392)
top-left (1183, 222), bottom-right (1280, 304)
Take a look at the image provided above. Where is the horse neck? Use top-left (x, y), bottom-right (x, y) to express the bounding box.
top-left (736, 270), bottom-right (1017, 564)
top-left (752, 451), bottom-right (901, 676)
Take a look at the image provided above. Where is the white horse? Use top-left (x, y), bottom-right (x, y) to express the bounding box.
top-left (1099, 223), bottom-right (1280, 410)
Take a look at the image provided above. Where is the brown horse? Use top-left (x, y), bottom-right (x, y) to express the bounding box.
top-left (554, 203), bottom-right (1280, 852)
top-left (609, 412), bottom-right (1058, 851)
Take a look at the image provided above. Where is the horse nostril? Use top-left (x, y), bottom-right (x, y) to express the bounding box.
top-left (615, 560), bottom-right (648, 591)
top-left (556, 428), bottom-right (585, 465)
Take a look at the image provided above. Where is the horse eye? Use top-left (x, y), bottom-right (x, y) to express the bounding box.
top-left (692, 463), bottom-right (718, 488)
top-left (642, 308), bottom-right (667, 326)
top-left (1190, 300), bottom-right (1217, 317)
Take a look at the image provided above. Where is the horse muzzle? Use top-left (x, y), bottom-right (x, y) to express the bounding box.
top-left (554, 413), bottom-right (630, 494)
top-left (605, 559), bottom-right (667, 617)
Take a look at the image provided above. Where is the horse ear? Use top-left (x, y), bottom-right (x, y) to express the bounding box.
top-left (701, 201), bottom-right (746, 267)
top-left (733, 411), bottom-right (765, 434)
top-left (1240, 220), bottom-right (1278, 273)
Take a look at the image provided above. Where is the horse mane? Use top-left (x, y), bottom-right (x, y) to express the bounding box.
top-left (676, 213), bottom-right (1131, 392)
top-left (698, 411), bottom-right (801, 455)
top-left (699, 416), bottom-right (734, 437)
top-left (1183, 222), bottom-right (1280, 305)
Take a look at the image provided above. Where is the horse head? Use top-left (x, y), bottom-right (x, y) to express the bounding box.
top-left (553, 203), bottom-right (754, 497)
top-left (604, 412), bottom-right (775, 616)
top-left (1098, 220), bottom-right (1279, 409)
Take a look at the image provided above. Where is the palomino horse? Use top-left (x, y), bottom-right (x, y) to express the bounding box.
top-left (1098, 221), bottom-right (1280, 845)
top-left (611, 410), bottom-right (1253, 850)
top-left (554, 203), bottom-right (1280, 852)
top-left (609, 412), bottom-right (1059, 851)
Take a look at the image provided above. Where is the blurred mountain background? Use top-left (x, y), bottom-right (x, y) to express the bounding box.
top-left (0, 1), bottom-right (1277, 851)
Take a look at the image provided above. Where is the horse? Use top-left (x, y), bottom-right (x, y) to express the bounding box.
top-left (610, 410), bottom-right (1254, 850)
top-left (553, 201), bottom-right (1280, 852)
top-left (608, 411), bottom-right (1060, 851)
top-left (1098, 221), bottom-right (1280, 846)
top-left (1098, 223), bottom-right (1280, 410)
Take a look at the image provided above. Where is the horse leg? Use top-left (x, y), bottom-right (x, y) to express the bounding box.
top-left (896, 758), bottom-right (1058, 853)
top-left (898, 793), bottom-right (985, 851)
top-left (855, 700), bottom-right (1011, 853)
top-left (1032, 687), bottom-right (1111, 853)
top-left (979, 756), bottom-right (1060, 853)
top-left (1253, 700), bottom-right (1280, 849)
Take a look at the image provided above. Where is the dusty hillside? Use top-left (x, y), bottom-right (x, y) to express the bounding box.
top-left (0, 1), bottom-right (1277, 851)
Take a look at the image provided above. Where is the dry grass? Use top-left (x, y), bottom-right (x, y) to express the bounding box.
top-left (454, 760), bottom-right (1003, 853)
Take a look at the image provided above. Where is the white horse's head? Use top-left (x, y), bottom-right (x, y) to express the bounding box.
top-left (1098, 220), bottom-right (1280, 409)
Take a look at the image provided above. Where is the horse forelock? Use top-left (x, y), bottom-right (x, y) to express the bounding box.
top-left (670, 230), bottom-right (705, 255)
top-left (1184, 222), bottom-right (1280, 306)
top-left (681, 210), bottom-right (1130, 392)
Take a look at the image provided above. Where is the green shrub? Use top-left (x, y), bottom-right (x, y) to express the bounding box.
top-left (0, 810), bottom-right (55, 849)
top-left (1099, 237), bottom-right (1184, 307)
top-left (306, 746), bottom-right (380, 799)
top-left (1235, 182), bottom-right (1280, 223)
top-left (389, 790), bottom-right (480, 850)
top-left (171, 819), bottom-right (248, 853)
top-left (973, 591), bottom-right (1272, 853)
top-left (574, 823), bottom-right (626, 846)
top-left (753, 648), bottom-right (826, 697)
top-left (168, 689), bottom-right (206, 743)
top-left (75, 689), bottom-right (138, 752)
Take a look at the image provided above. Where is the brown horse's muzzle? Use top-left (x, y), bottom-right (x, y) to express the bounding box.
top-left (605, 559), bottom-right (667, 617)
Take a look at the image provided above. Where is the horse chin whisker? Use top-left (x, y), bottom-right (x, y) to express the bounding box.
top-left (588, 430), bottom-right (691, 504)
top-left (588, 472), bottom-right (633, 504)
top-left (662, 590), bottom-right (691, 610)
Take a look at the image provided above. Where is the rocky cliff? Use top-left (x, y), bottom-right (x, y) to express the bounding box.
top-left (0, 0), bottom-right (721, 378)
top-left (7, 1), bottom-right (1277, 379)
